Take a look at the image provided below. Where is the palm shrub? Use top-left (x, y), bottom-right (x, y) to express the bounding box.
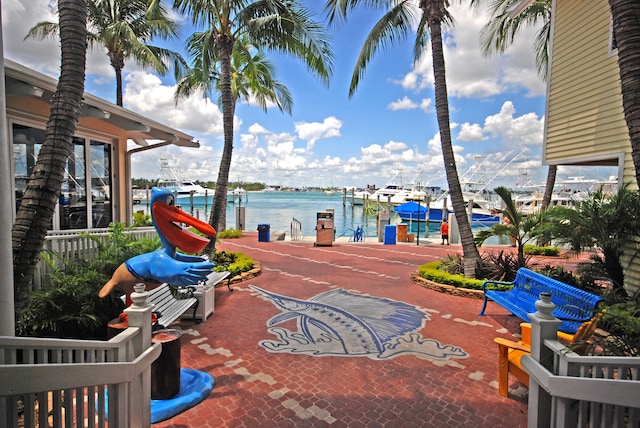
top-left (546, 183), bottom-right (640, 296)
top-left (18, 223), bottom-right (160, 339)
top-left (475, 186), bottom-right (548, 268)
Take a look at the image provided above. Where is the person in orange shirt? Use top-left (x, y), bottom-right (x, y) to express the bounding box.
top-left (440, 218), bottom-right (449, 245)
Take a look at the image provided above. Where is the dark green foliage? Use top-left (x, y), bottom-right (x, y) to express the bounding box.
top-left (212, 251), bottom-right (253, 277)
top-left (17, 223), bottom-right (159, 340)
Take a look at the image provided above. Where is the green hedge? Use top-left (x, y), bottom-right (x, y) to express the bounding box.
top-left (213, 251), bottom-right (253, 277)
top-left (523, 244), bottom-right (560, 256)
top-left (417, 262), bottom-right (512, 291)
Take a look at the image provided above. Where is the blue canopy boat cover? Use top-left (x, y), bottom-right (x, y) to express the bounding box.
top-left (393, 201), bottom-right (428, 222)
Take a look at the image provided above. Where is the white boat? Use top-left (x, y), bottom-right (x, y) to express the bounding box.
top-left (515, 176), bottom-right (618, 215)
top-left (227, 186), bottom-right (247, 203)
top-left (353, 171), bottom-right (428, 207)
top-left (156, 159), bottom-right (210, 198)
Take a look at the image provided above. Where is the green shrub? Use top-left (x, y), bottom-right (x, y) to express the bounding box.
top-left (18, 223), bottom-right (159, 340)
top-left (417, 262), bottom-right (510, 291)
top-left (132, 210), bottom-right (153, 227)
top-left (218, 228), bottom-right (243, 239)
top-left (523, 244), bottom-right (560, 256)
top-left (212, 251), bottom-right (253, 277)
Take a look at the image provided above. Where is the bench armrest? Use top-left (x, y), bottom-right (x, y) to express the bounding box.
top-left (494, 337), bottom-right (531, 353)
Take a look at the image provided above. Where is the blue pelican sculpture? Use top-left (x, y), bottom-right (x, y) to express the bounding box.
top-left (99, 187), bottom-right (216, 298)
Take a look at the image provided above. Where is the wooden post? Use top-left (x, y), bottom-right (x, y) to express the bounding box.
top-left (124, 284), bottom-right (154, 427)
top-left (527, 293), bottom-right (562, 428)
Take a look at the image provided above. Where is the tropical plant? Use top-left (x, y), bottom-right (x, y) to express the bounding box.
top-left (17, 223), bottom-right (159, 339)
top-left (474, 186), bottom-right (548, 267)
top-left (546, 183), bottom-right (640, 295)
top-left (12, 0), bottom-right (88, 315)
top-left (173, 0), bottom-right (333, 253)
top-left (26, 0), bottom-right (186, 106)
top-left (326, 0), bottom-right (480, 277)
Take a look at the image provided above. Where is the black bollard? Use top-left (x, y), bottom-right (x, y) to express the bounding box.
top-left (151, 329), bottom-right (182, 400)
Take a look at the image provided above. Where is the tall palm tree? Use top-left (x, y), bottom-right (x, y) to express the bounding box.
top-left (12, 0), bottom-right (88, 314)
top-left (471, 0), bottom-right (558, 209)
top-left (173, 0), bottom-right (333, 252)
top-left (175, 38), bottom-right (293, 240)
top-left (26, 0), bottom-right (185, 106)
top-left (608, 1), bottom-right (640, 189)
top-left (326, 0), bottom-right (480, 276)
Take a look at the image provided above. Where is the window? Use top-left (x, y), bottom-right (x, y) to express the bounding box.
top-left (13, 123), bottom-right (113, 230)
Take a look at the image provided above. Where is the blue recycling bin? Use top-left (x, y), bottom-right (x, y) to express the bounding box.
top-left (384, 225), bottom-right (396, 245)
top-left (257, 224), bottom-right (270, 242)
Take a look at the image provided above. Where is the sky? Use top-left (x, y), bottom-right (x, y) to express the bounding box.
top-left (2, 0), bottom-right (617, 190)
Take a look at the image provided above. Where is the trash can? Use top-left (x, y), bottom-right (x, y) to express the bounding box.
top-left (257, 224), bottom-right (270, 242)
top-left (384, 225), bottom-right (396, 245)
top-left (151, 329), bottom-right (182, 400)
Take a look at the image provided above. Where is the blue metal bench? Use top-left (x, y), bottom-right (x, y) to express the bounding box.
top-left (479, 268), bottom-right (603, 333)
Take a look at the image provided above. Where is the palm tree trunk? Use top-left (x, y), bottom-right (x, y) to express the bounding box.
top-left (12, 0), bottom-right (88, 313)
top-left (429, 19), bottom-right (480, 277)
top-left (609, 1), bottom-right (640, 188)
top-left (541, 164), bottom-right (557, 210)
top-left (206, 35), bottom-right (235, 253)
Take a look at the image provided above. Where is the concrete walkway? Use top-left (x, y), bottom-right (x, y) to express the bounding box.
top-left (152, 233), bottom-right (583, 427)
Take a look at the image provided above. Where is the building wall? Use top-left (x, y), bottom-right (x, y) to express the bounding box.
top-left (546, 0), bottom-right (638, 291)
top-left (545, 0), bottom-right (629, 172)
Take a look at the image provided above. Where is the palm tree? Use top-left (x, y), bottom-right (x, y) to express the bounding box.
top-left (12, 0), bottom-right (88, 314)
top-left (175, 38), bottom-right (293, 240)
top-left (173, 0), bottom-right (333, 251)
top-left (26, 0), bottom-right (185, 106)
top-left (474, 186), bottom-right (547, 267)
top-left (608, 1), bottom-right (640, 189)
top-left (326, 0), bottom-right (480, 276)
top-left (546, 183), bottom-right (640, 295)
top-left (471, 0), bottom-right (558, 209)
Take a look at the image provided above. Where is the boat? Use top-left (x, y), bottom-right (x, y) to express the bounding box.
top-left (227, 187), bottom-right (247, 203)
top-left (353, 171), bottom-right (428, 207)
top-left (393, 201), bottom-right (428, 222)
top-left (156, 158), bottom-right (211, 198)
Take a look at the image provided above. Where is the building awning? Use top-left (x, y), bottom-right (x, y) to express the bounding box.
top-left (4, 58), bottom-right (198, 149)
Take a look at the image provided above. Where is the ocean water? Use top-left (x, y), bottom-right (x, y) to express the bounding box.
top-left (136, 191), bottom-right (502, 242)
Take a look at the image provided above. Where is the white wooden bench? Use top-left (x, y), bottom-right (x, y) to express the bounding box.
top-left (206, 270), bottom-right (232, 291)
top-left (148, 284), bottom-right (199, 328)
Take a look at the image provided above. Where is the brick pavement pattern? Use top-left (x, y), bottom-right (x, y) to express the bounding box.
top-left (151, 234), bottom-right (543, 427)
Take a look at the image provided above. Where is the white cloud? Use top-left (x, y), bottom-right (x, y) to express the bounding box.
top-left (294, 116), bottom-right (342, 150)
top-left (388, 96), bottom-right (418, 111)
top-left (397, 4), bottom-right (546, 99)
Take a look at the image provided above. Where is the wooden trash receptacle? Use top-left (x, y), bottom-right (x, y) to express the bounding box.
top-left (397, 224), bottom-right (408, 242)
top-left (151, 329), bottom-right (182, 400)
top-left (407, 233), bottom-right (415, 243)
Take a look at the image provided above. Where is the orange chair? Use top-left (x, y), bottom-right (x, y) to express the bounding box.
top-left (494, 311), bottom-right (604, 397)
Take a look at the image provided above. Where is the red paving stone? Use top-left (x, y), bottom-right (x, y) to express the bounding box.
top-left (152, 234), bottom-right (587, 427)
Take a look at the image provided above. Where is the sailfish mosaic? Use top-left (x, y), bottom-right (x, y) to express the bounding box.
top-left (250, 286), bottom-right (468, 361)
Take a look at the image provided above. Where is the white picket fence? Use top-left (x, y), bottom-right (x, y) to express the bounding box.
top-left (522, 300), bottom-right (640, 427)
top-left (0, 288), bottom-right (158, 427)
top-left (32, 227), bottom-right (157, 290)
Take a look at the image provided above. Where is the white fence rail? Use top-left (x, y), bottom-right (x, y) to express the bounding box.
top-left (522, 297), bottom-right (640, 427)
top-left (33, 227), bottom-right (157, 290)
top-left (0, 292), bottom-right (158, 427)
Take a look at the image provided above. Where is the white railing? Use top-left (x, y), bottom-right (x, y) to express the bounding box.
top-left (290, 218), bottom-right (302, 241)
top-left (522, 297), bottom-right (640, 427)
top-left (32, 227), bottom-right (157, 290)
top-left (0, 288), bottom-right (159, 427)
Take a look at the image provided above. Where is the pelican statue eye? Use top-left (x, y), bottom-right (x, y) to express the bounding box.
top-left (167, 195), bottom-right (175, 206)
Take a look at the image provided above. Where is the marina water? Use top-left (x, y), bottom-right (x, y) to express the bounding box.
top-left (135, 191), bottom-right (501, 242)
